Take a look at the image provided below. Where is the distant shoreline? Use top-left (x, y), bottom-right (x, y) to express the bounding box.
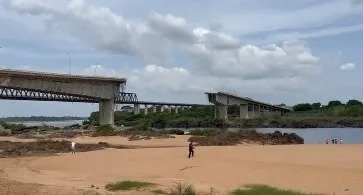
top-left (9, 120), bottom-right (84, 123)
top-left (1, 117), bottom-right (87, 123)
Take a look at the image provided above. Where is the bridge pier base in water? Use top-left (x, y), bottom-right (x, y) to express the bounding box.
top-left (99, 99), bottom-right (115, 125)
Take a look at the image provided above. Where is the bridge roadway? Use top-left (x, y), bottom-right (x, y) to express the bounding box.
top-left (206, 92), bottom-right (291, 120)
top-left (0, 69), bottom-right (205, 124)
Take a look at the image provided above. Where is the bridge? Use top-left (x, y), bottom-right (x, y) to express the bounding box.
top-left (0, 69), bottom-right (204, 125)
top-left (206, 92), bottom-right (291, 120)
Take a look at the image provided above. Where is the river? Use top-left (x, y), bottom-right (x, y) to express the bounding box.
top-left (14, 121), bottom-right (363, 144)
top-left (255, 128), bottom-right (363, 144)
top-left (14, 120), bottom-right (84, 128)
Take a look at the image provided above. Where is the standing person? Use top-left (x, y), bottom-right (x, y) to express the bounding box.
top-left (331, 139), bottom-right (334, 144)
top-left (326, 138), bottom-right (329, 144)
top-left (188, 141), bottom-right (195, 158)
top-left (334, 139), bottom-right (338, 144)
top-left (71, 141), bottom-right (76, 154)
top-left (340, 139), bottom-right (343, 144)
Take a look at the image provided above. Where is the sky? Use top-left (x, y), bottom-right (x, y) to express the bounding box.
top-left (0, 0), bottom-right (363, 117)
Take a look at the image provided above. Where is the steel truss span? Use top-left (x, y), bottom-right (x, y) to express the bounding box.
top-left (115, 92), bottom-right (138, 103)
top-left (0, 87), bottom-right (138, 104)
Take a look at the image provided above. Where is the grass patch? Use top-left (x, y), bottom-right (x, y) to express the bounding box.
top-left (92, 125), bottom-right (118, 136)
top-left (105, 180), bottom-right (156, 191)
top-left (232, 184), bottom-right (322, 195)
top-left (152, 189), bottom-right (168, 194)
top-left (169, 182), bottom-right (197, 195)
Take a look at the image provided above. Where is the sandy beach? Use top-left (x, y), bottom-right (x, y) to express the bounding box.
top-left (1, 136), bottom-right (363, 195)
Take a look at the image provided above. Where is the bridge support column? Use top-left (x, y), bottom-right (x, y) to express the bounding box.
top-left (252, 104), bottom-right (255, 118)
top-left (134, 104), bottom-right (140, 115)
top-left (160, 106), bottom-right (165, 112)
top-left (240, 104), bottom-right (249, 119)
top-left (99, 99), bottom-right (114, 125)
top-left (181, 106), bottom-right (185, 111)
top-left (215, 105), bottom-right (228, 120)
top-left (153, 106), bottom-right (157, 113)
top-left (168, 105), bottom-right (172, 113)
top-left (175, 106), bottom-right (179, 114)
top-left (144, 104), bottom-right (148, 115)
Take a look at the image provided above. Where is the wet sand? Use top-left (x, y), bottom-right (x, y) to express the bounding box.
top-left (1, 136), bottom-right (363, 195)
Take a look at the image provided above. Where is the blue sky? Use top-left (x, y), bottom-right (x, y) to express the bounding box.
top-left (0, 0), bottom-right (362, 117)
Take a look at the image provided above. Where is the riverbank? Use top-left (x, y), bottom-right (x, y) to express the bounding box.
top-left (0, 136), bottom-right (362, 195)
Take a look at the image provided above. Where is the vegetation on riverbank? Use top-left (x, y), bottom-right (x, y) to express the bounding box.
top-left (0, 140), bottom-right (129, 158)
top-left (105, 180), bottom-right (156, 191)
top-left (232, 184), bottom-right (322, 195)
top-left (103, 180), bottom-right (320, 195)
top-left (0, 121), bottom-right (25, 131)
top-left (188, 129), bottom-right (304, 145)
top-left (87, 106), bottom-right (219, 128)
top-left (85, 100), bottom-right (363, 128)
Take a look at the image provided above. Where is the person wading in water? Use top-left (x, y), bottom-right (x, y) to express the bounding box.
top-left (188, 141), bottom-right (195, 158)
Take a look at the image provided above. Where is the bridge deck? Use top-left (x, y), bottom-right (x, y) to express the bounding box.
top-left (0, 68), bottom-right (126, 83)
top-left (206, 92), bottom-right (291, 111)
top-left (137, 101), bottom-right (206, 106)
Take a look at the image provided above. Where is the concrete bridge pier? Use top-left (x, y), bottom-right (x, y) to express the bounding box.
top-left (181, 106), bottom-right (185, 111)
top-left (99, 99), bottom-right (115, 125)
top-left (249, 104), bottom-right (255, 118)
top-left (134, 104), bottom-right (140, 115)
top-left (215, 105), bottom-right (228, 120)
top-left (175, 106), bottom-right (179, 114)
top-left (168, 105), bottom-right (172, 113)
top-left (161, 106), bottom-right (165, 112)
top-left (153, 106), bottom-right (157, 113)
top-left (240, 104), bottom-right (249, 119)
top-left (144, 104), bottom-right (148, 115)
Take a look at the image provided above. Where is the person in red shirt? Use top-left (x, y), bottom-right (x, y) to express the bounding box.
top-left (188, 141), bottom-right (195, 158)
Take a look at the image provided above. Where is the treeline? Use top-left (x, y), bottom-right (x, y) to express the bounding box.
top-left (0, 116), bottom-right (87, 122)
top-left (0, 121), bottom-right (25, 131)
top-left (291, 99), bottom-right (363, 118)
top-left (87, 106), bottom-right (222, 128)
top-left (293, 99), bottom-right (362, 111)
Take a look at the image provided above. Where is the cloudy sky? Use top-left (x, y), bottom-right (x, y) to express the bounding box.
top-left (0, 0), bottom-right (362, 117)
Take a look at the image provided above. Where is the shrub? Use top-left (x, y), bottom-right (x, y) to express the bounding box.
top-left (105, 180), bottom-right (155, 191)
top-left (167, 129), bottom-right (185, 135)
top-left (93, 125), bottom-right (117, 136)
top-left (232, 184), bottom-right (322, 195)
top-left (169, 182), bottom-right (196, 195)
top-left (132, 123), bottom-right (149, 131)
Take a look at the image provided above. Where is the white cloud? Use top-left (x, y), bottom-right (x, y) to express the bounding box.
top-left (189, 39), bottom-right (318, 79)
top-left (265, 24), bottom-right (363, 42)
top-left (340, 62), bottom-right (356, 70)
top-left (1, 0), bottom-right (320, 81)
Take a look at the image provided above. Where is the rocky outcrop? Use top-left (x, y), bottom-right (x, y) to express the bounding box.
top-left (188, 130), bottom-right (304, 146)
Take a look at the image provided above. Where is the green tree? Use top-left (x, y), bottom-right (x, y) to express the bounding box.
top-left (328, 100), bottom-right (343, 107)
top-left (228, 105), bottom-right (240, 117)
top-left (346, 99), bottom-right (362, 106)
top-left (312, 102), bottom-right (321, 109)
top-left (292, 103), bottom-right (312, 111)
